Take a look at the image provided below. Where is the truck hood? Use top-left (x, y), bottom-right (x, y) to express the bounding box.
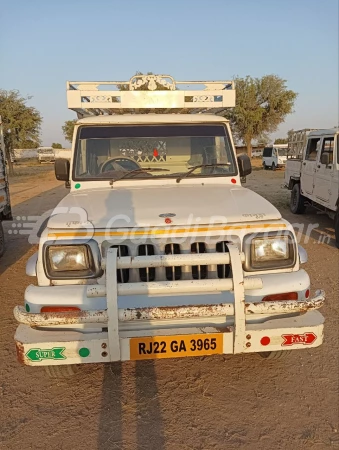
top-left (48, 184), bottom-right (281, 229)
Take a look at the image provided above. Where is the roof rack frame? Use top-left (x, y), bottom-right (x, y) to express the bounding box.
top-left (67, 75), bottom-right (235, 118)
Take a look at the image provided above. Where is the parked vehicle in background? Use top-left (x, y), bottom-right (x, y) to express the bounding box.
top-left (252, 150), bottom-right (263, 158)
top-left (0, 116), bottom-right (13, 257)
top-left (54, 148), bottom-right (72, 161)
top-left (13, 75), bottom-right (325, 378)
top-left (284, 128), bottom-right (339, 247)
top-left (263, 144), bottom-right (288, 170)
top-left (37, 147), bottom-right (55, 163)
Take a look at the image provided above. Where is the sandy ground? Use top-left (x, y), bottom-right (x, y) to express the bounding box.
top-left (0, 167), bottom-right (338, 450)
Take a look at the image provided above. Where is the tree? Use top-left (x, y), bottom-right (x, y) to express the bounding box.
top-left (62, 119), bottom-right (77, 143)
top-left (224, 75), bottom-right (297, 156)
top-left (0, 90), bottom-right (42, 174)
top-left (255, 135), bottom-right (269, 147)
top-left (20, 139), bottom-right (39, 149)
top-left (52, 142), bottom-right (62, 149)
top-left (274, 138), bottom-right (288, 145)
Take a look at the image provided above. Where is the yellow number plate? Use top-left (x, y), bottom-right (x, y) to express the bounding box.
top-left (130, 333), bottom-right (223, 360)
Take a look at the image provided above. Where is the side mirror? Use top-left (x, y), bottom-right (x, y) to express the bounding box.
top-left (55, 158), bottom-right (70, 181)
top-left (320, 153), bottom-right (330, 166)
top-left (237, 153), bottom-right (252, 177)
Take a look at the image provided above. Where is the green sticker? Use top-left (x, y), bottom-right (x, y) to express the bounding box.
top-left (25, 303), bottom-right (30, 312)
top-left (74, 183), bottom-right (81, 189)
top-left (26, 347), bottom-right (66, 362)
top-left (79, 347), bottom-right (90, 358)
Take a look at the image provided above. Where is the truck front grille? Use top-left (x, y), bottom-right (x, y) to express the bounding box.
top-left (164, 243), bottom-right (181, 281)
top-left (191, 242), bottom-right (207, 279)
top-left (138, 244), bottom-right (156, 282)
top-left (111, 245), bottom-right (129, 283)
top-left (103, 235), bottom-right (239, 283)
top-left (216, 241), bottom-right (231, 278)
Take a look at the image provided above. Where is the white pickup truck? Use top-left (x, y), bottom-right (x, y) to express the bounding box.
top-left (285, 128), bottom-right (339, 247)
top-left (37, 147), bottom-right (55, 163)
top-left (13, 75), bottom-right (325, 378)
top-left (0, 116), bottom-right (12, 257)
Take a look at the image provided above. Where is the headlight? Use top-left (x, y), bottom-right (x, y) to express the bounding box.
top-left (244, 232), bottom-right (296, 271)
top-left (43, 240), bottom-right (102, 279)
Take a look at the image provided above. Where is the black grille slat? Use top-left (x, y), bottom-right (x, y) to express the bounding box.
top-left (216, 241), bottom-right (230, 278)
top-left (165, 243), bottom-right (181, 280)
top-left (191, 242), bottom-right (207, 279)
top-left (138, 245), bottom-right (156, 282)
top-left (111, 245), bottom-right (129, 283)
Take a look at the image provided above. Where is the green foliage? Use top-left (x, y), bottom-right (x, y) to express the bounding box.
top-left (52, 142), bottom-right (63, 149)
top-left (274, 138), bottom-right (288, 144)
top-left (0, 89), bottom-right (42, 173)
top-left (256, 135), bottom-right (270, 147)
top-left (224, 75), bottom-right (297, 155)
top-left (62, 119), bottom-right (77, 143)
top-left (20, 140), bottom-right (40, 149)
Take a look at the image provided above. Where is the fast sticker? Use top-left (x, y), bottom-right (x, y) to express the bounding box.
top-left (25, 347), bottom-right (66, 362)
top-left (281, 332), bottom-right (317, 346)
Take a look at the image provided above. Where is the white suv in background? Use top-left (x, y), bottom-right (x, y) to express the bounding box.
top-left (263, 144), bottom-right (288, 170)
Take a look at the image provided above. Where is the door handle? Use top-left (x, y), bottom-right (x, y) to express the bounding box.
top-left (302, 162), bottom-right (306, 166)
top-left (317, 165), bottom-right (321, 168)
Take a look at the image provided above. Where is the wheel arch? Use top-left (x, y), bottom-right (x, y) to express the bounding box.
top-left (288, 177), bottom-right (300, 190)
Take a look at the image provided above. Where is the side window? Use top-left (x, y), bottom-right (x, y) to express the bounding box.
top-left (321, 137), bottom-right (334, 165)
top-left (305, 138), bottom-right (321, 161)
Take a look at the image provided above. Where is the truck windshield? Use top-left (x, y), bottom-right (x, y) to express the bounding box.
top-left (73, 124), bottom-right (237, 181)
top-left (276, 148), bottom-right (288, 156)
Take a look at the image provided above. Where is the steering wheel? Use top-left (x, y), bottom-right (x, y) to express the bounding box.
top-left (100, 157), bottom-right (141, 173)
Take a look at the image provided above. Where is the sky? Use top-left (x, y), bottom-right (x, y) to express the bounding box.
top-left (1, 0), bottom-right (338, 147)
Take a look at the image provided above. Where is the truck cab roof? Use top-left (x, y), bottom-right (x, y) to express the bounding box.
top-left (308, 128), bottom-right (338, 137)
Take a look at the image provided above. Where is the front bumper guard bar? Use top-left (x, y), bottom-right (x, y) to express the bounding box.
top-left (14, 290), bottom-right (325, 325)
top-left (14, 244), bottom-right (325, 365)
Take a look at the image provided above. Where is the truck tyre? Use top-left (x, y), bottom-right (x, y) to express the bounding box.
top-left (335, 208), bottom-right (339, 248)
top-left (272, 162), bottom-right (276, 171)
top-left (263, 162), bottom-right (268, 170)
top-left (0, 222), bottom-right (5, 257)
top-left (290, 183), bottom-right (306, 214)
top-left (44, 364), bottom-right (79, 379)
top-left (258, 350), bottom-right (291, 360)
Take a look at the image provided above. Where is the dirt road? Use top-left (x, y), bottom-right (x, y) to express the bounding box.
top-left (0, 169), bottom-right (338, 450)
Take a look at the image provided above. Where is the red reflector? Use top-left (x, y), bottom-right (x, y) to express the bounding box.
top-left (231, 178), bottom-right (237, 184)
top-left (262, 292), bottom-right (298, 302)
top-left (260, 336), bottom-right (270, 346)
top-left (41, 306), bottom-right (81, 313)
top-left (305, 289), bottom-right (310, 299)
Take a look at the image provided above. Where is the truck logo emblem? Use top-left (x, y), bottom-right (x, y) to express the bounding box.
top-left (159, 213), bottom-right (176, 218)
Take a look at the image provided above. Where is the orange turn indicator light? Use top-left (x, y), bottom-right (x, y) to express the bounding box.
top-left (262, 292), bottom-right (298, 302)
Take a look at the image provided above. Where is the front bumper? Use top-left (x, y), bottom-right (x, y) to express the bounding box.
top-left (15, 304), bottom-right (324, 366)
top-left (14, 245), bottom-right (325, 366)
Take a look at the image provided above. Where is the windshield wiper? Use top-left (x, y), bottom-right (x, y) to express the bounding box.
top-left (110, 168), bottom-right (170, 185)
top-left (176, 163), bottom-right (231, 183)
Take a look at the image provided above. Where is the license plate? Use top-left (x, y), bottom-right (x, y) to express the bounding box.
top-left (130, 333), bottom-right (223, 360)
